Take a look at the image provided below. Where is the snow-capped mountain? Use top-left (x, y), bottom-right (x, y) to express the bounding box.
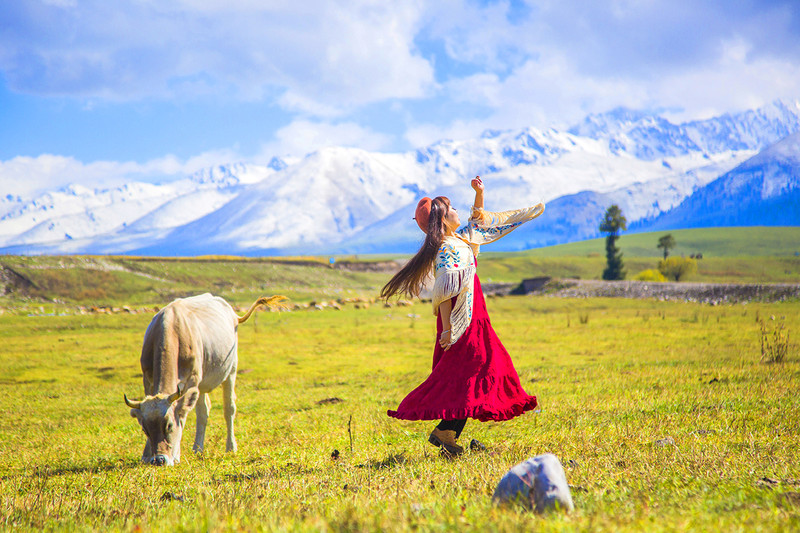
top-left (1, 100), bottom-right (799, 256)
top-left (0, 163), bottom-right (279, 253)
top-left (569, 100), bottom-right (800, 158)
top-left (632, 130), bottom-right (800, 231)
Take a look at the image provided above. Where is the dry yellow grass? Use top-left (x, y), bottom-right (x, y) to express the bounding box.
top-left (0, 294), bottom-right (798, 531)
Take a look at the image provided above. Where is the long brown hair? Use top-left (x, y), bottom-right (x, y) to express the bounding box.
top-left (381, 196), bottom-right (450, 300)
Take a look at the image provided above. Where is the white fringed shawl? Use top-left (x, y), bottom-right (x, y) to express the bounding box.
top-left (431, 202), bottom-right (545, 346)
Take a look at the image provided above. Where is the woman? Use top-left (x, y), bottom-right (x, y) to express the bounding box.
top-left (381, 176), bottom-right (545, 456)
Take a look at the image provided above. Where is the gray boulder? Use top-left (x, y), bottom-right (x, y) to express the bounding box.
top-left (492, 454), bottom-right (575, 513)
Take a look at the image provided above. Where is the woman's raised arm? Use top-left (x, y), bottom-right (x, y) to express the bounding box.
top-left (471, 176), bottom-right (484, 212)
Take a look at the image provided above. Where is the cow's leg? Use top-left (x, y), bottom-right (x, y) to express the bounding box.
top-left (222, 373), bottom-right (237, 452)
top-left (193, 392), bottom-right (211, 453)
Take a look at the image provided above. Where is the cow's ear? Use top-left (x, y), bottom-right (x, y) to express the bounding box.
top-left (130, 409), bottom-right (142, 420)
top-left (174, 387), bottom-right (200, 420)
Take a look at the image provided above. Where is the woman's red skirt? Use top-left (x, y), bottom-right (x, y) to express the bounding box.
top-left (387, 274), bottom-right (537, 422)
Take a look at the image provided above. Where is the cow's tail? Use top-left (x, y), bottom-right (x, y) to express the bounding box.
top-left (238, 295), bottom-right (289, 323)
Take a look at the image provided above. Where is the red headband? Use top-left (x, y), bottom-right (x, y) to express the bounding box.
top-left (414, 197), bottom-right (432, 233)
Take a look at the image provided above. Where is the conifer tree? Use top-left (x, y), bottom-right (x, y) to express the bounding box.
top-left (599, 204), bottom-right (627, 280)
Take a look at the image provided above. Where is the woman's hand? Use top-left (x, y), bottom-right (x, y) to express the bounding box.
top-left (471, 176), bottom-right (484, 211)
top-left (439, 329), bottom-right (452, 350)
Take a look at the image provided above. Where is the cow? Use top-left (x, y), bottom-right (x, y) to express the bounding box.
top-left (124, 293), bottom-right (285, 466)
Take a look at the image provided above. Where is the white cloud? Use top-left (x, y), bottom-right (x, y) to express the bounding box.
top-left (0, 155), bottom-right (132, 198)
top-left (0, 121), bottom-right (395, 200)
top-left (0, 149), bottom-right (244, 199)
top-left (405, 118), bottom-right (493, 148)
top-left (261, 120), bottom-right (394, 159)
top-left (429, 53), bottom-right (649, 133)
top-left (3, 0), bottom-right (800, 189)
top-left (653, 50), bottom-right (800, 122)
top-left (407, 2), bottom-right (800, 136)
top-left (0, 0), bottom-right (435, 112)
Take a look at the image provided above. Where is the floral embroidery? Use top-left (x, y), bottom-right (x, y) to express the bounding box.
top-left (435, 242), bottom-right (462, 271)
top-left (433, 203), bottom-right (544, 347)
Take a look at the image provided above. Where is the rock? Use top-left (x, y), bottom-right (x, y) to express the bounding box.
top-left (654, 436), bottom-right (676, 447)
top-left (469, 439), bottom-right (486, 451)
top-left (756, 477), bottom-right (781, 488)
top-left (316, 397), bottom-right (344, 405)
top-left (492, 454), bottom-right (575, 513)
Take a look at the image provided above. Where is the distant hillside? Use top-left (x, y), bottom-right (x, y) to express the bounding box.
top-left (500, 226), bottom-right (800, 258)
top-left (1, 227), bottom-right (798, 308)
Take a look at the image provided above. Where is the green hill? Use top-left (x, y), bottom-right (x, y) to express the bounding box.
top-left (513, 226), bottom-right (800, 258)
top-left (475, 226), bottom-right (800, 284)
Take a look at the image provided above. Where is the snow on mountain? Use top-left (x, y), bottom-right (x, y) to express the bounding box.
top-left (127, 148), bottom-right (424, 255)
top-left (1, 100), bottom-right (799, 256)
top-left (569, 100), bottom-right (800, 159)
top-left (633, 131), bottom-right (800, 231)
top-left (332, 149), bottom-right (754, 253)
top-left (0, 163), bottom-right (278, 250)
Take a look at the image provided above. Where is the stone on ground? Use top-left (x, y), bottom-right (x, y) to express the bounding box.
top-left (492, 454), bottom-right (575, 513)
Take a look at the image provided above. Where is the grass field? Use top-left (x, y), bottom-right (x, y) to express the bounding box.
top-left (0, 255), bottom-right (390, 307)
top-left (1, 295), bottom-right (798, 531)
top-left (518, 226), bottom-right (800, 258)
top-left (479, 226), bottom-right (800, 283)
top-left (2, 228), bottom-right (799, 311)
top-left (0, 226), bottom-right (798, 530)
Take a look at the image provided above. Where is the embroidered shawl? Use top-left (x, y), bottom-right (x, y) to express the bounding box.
top-left (431, 202), bottom-right (545, 346)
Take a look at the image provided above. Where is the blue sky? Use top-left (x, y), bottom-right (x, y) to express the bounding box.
top-left (2, 0), bottom-right (800, 197)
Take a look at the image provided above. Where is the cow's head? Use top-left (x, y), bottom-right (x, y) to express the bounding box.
top-left (125, 387), bottom-right (199, 466)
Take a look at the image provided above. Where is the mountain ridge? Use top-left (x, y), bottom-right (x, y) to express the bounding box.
top-left (1, 100), bottom-right (799, 256)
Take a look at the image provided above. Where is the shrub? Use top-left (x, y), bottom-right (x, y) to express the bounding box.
top-left (760, 317), bottom-right (790, 364)
top-left (658, 257), bottom-right (698, 281)
top-left (634, 269), bottom-right (667, 282)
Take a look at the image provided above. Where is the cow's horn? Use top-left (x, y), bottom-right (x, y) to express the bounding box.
top-left (124, 394), bottom-right (142, 409)
top-left (168, 389), bottom-right (182, 403)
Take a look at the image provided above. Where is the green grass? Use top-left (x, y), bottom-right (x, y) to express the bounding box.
top-left (2, 227), bottom-right (800, 310)
top-left (477, 227), bottom-right (800, 283)
top-left (515, 226), bottom-right (800, 258)
top-left (0, 296), bottom-right (798, 531)
top-left (475, 255), bottom-right (800, 284)
top-left (0, 226), bottom-right (798, 529)
top-left (0, 255), bottom-right (389, 307)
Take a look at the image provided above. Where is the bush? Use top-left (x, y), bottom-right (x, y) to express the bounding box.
top-left (634, 269), bottom-right (667, 282)
top-left (760, 318), bottom-right (789, 364)
top-left (658, 257), bottom-right (698, 281)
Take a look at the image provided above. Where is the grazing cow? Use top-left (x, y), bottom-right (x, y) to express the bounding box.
top-left (124, 293), bottom-right (285, 466)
